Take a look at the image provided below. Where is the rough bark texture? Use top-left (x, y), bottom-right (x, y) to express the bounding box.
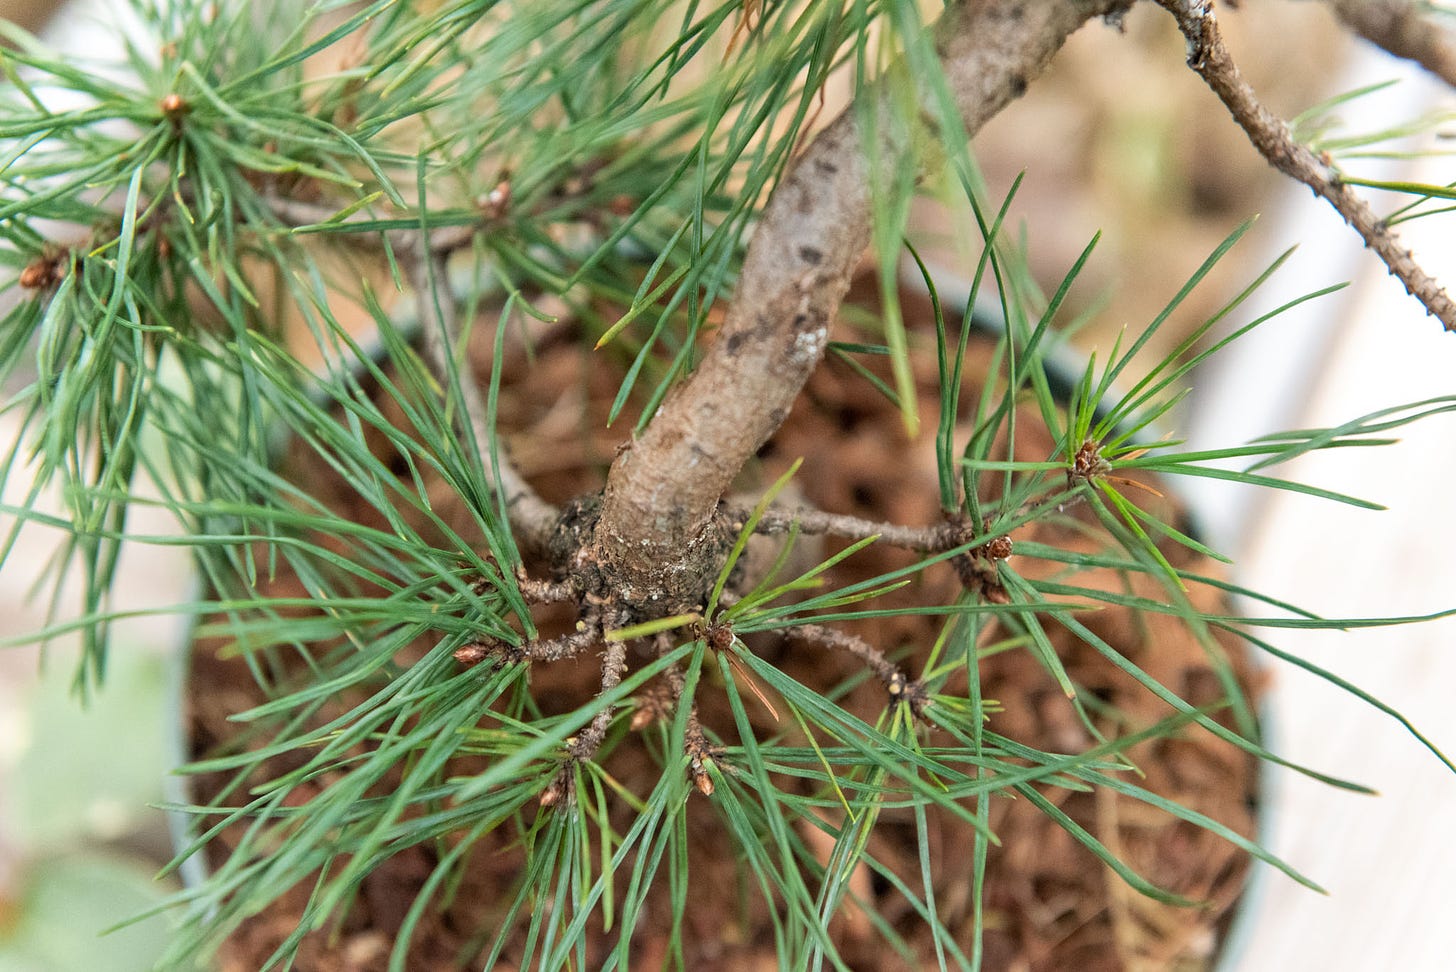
top-left (589, 0), bottom-right (1133, 616)
top-left (1322, 0), bottom-right (1456, 88)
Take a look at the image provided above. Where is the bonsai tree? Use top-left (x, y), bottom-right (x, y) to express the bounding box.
top-left (4, 0), bottom-right (1454, 967)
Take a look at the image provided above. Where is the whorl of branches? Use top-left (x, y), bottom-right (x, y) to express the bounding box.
top-left (584, 0), bottom-right (1456, 615)
top-left (587, 0), bottom-right (1134, 612)
top-left (262, 0), bottom-right (1456, 612)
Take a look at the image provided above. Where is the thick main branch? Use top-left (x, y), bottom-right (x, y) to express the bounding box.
top-left (1320, 0), bottom-right (1456, 88)
top-left (589, 0), bottom-right (1130, 613)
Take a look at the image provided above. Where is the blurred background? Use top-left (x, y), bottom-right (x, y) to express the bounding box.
top-left (2, 1), bottom-right (1454, 969)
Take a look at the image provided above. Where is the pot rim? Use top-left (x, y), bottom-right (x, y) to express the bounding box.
top-left (162, 260), bottom-right (1274, 971)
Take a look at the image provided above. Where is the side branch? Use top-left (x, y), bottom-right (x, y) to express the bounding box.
top-left (411, 253), bottom-right (561, 556)
top-left (788, 622), bottom-right (927, 714)
top-left (591, 0), bottom-right (1132, 611)
top-left (754, 506), bottom-right (954, 551)
top-left (1321, 0), bottom-right (1456, 89)
top-left (1160, 0), bottom-right (1456, 331)
top-left (266, 195), bottom-right (479, 257)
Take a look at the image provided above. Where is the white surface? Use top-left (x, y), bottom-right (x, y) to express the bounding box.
top-left (1183, 53), bottom-right (1456, 972)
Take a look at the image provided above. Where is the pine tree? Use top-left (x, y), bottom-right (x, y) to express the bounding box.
top-left (4, 0), bottom-right (1455, 967)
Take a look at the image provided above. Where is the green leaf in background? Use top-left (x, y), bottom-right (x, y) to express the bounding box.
top-left (0, 854), bottom-right (180, 972)
top-left (4, 650), bottom-right (171, 851)
top-left (0, 647), bottom-right (181, 972)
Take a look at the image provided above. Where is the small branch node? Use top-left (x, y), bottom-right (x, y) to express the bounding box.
top-left (945, 514), bottom-right (1013, 604)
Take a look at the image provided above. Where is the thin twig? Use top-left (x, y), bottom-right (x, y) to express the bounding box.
top-left (753, 505), bottom-right (955, 551)
top-left (567, 638), bottom-right (629, 761)
top-left (637, 632), bottom-right (718, 795)
top-left (516, 570), bottom-right (576, 604)
top-left (684, 715), bottom-right (718, 796)
top-left (1322, 0), bottom-right (1456, 89)
top-left (541, 633), bottom-right (626, 804)
top-left (527, 615), bottom-right (605, 663)
top-left (788, 622), bottom-right (925, 712)
top-left (411, 251), bottom-right (561, 556)
top-left (264, 194), bottom-right (480, 256)
top-left (1159, 0), bottom-right (1456, 331)
top-left (452, 611), bottom-right (603, 667)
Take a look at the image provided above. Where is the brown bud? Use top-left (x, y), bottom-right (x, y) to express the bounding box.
top-left (160, 93), bottom-right (188, 120)
top-left (19, 251), bottom-right (66, 291)
top-left (706, 623), bottom-right (734, 653)
top-left (19, 261), bottom-right (53, 290)
top-left (453, 642), bottom-right (491, 666)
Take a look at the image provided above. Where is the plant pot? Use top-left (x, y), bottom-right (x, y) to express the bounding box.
top-left (169, 270), bottom-right (1264, 971)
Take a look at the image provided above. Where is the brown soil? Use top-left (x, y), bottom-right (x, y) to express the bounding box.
top-left (188, 277), bottom-right (1259, 971)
